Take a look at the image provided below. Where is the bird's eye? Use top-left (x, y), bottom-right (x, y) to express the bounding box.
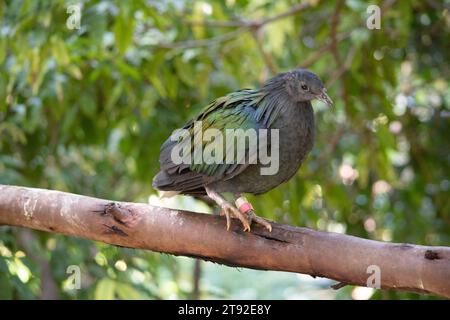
top-left (301, 84), bottom-right (308, 91)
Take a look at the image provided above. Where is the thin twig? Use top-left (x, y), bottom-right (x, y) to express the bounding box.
top-left (251, 29), bottom-right (278, 75)
top-left (183, 20), bottom-right (251, 28)
top-left (330, 0), bottom-right (345, 65)
top-left (184, 1), bottom-right (315, 29)
top-left (297, 32), bottom-right (351, 69)
top-left (326, 46), bottom-right (356, 88)
top-left (259, 2), bottom-right (313, 27)
top-left (154, 27), bottom-right (248, 49)
top-left (154, 1), bottom-right (315, 49)
top-left (191, 260), bottom-right (202, 299)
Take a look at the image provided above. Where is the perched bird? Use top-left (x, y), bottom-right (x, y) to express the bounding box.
top-left (153, 69), bottom-right (332, 232)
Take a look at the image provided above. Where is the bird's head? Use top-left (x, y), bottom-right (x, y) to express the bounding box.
top-left (268, 69), bottom-right (333, 107)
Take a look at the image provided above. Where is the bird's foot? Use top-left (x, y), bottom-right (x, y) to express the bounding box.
top-left (205, 187), bottom-right (272, 232)
top-left (205, 186), bottom-right (251, 232)
top-left (219, 201), bottom-right (251, 232)
top-left (235, 197), bottom-right (272, 232)
top-left (245, 210), bottom-right (273, 232)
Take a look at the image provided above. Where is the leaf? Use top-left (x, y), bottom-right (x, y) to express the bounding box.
top-left (105, 82), bottom-right (123, 111)
top-left (163, 67), bottom-right (178, 100)
top-left (51, 36), bottom-right (71, 66)
top-left (115, 282), bottom-right (143, 300)
top-left (95, 278), bottom-right (116, 300)
top-left (191, 3), bottom-right (205, 39)
top-left (356, 149), bottom-right (370, 188)
top-left (148, 74), bottom-right (167, 98)
top-left (117, 61), bottom-right (141, 81)
top-left (0, 273), bottom-right (13, 299)
top-left (113, 12), bottom-right (135, 55)
top-left (0, 123), bottom-right (26, 144)
top-left (79, 95), bottom-right (97, 118)
top-left (66, 65), bottom-right (83, 80)
top-left (139, 87), bottom-right (158, 118)
top-left (0, 38), bottom-right (6, 64)
top-left (175, 57), bottom-right (196, 87)
top-left (61, 105), bottom-right (79, 136)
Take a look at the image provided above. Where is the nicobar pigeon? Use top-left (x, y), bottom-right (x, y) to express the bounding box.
top-left (153, 69), bottom-right (332, 232)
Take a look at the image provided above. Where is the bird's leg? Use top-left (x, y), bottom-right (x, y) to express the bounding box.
top-left (205, 186), bottom-right (251, 231)
top-left (234, 194), bottom-right (272, 232)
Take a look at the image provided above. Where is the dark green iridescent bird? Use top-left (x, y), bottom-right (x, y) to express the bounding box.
top-left (153, 69), bottom-right (332, 232)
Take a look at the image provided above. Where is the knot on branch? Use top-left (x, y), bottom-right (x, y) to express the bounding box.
top-left (101, 202), bottom-right (140, 228)
top-left (425, 250), bottom-right (441, 260)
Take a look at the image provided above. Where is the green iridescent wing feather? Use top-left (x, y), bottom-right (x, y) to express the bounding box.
top-left (160, 89), bottom-right (268, 180)
top-left (189, 89), bottom-right (267, 178)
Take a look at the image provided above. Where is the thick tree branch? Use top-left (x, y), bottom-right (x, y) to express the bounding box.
top-left (0, 184), bottom-right (449, 298)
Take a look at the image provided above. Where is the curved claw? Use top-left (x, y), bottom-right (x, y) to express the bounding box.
top-left (230, 206), bottom-right (251, 232)
top-left (220, 207), bottom-right (232, 230)
top-left (220, 203), bottom-right (251, 232)
top-left (247, 210), bottom-right (272, 232)
top-left (226, 214), bottom-right (231, 231)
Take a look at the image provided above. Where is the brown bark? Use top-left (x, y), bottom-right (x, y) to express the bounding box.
top-left (0, 184), bottom-right (449, 298)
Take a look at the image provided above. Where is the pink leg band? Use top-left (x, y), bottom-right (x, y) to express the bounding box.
top-left (235, 197), bottom-right (253, 214)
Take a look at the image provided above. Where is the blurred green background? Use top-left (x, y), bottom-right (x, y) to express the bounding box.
top-left (0, 0), bottom-right (449, 299)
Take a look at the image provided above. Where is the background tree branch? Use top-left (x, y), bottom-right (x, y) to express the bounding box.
top-left (0, 184), bottom-right (449, 298)
top-left (154, 1), bottom-right (314, 49)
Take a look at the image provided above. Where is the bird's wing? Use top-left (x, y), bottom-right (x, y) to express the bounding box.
top-left (156, 89), bottom-right (269, 191)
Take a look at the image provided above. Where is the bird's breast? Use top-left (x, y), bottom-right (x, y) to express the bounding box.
top-left (270, 101), bottom-right (315, 186)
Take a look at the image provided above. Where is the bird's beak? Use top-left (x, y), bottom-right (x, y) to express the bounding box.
top-left (317, 89), bottom-right (333, 108)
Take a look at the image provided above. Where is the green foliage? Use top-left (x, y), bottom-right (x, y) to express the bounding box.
top-left (0, 0), bottom-right (449, 299)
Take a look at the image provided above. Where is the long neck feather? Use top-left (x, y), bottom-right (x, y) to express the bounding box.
top-left (254, 74), bottom-right (295, 127)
